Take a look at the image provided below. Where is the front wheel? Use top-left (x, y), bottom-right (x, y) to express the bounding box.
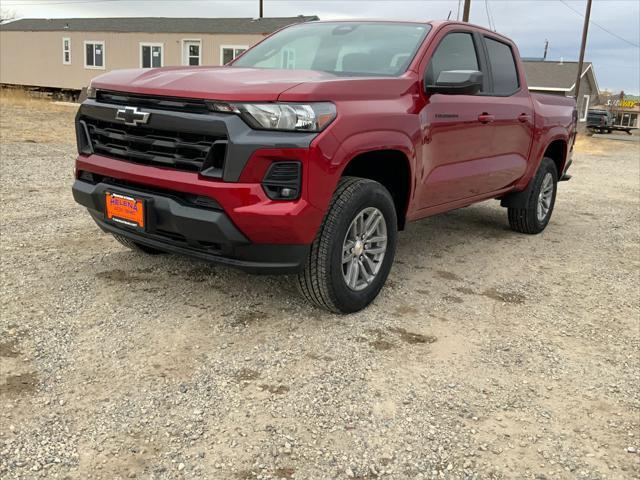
top-left (507, 157), bottom-right (558, 234)
top-left (297, 177), bottom-right (398, 314)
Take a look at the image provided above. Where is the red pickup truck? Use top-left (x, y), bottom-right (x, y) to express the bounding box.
top-left (72, 20), bottom-right (576, 313)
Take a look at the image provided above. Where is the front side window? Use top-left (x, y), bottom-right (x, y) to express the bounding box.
top-left (233, 22), bottom-right (431, 77)
top-left (85, 41), bottom-right (105, 69)
top-left (62, 37), bottom-right (71, 65)
top-left (425, 32), bottom-right (479, 86)
top-left (484, 37), bottom-right (519, 95)
top-left (140, 43), bottom-right (163, 68)
top-left (221, 46), bottom-right (247, 65)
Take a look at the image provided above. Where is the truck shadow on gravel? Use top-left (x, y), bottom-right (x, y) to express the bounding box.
top-left (92, 202), bottom-right (526, 316)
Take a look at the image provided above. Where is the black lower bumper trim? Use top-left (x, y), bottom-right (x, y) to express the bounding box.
top-left (72, 179), bottom-right (309, 273)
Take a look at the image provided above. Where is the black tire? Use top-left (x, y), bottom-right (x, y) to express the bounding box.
top-left (112, 234), bottom-right (165, 255)
top-left (508, 157), bottom-right (558, 234)
top-left (297, 177), bottom-right (398, 314)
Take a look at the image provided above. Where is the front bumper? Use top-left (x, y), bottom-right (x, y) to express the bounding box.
top-left (72, 179), bottom-right (310, 273)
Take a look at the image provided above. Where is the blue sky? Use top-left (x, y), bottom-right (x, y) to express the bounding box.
top-left (2, 0), bottom-right (639, 94)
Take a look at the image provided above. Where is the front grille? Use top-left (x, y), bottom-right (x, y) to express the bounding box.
top-left (80, 117), bottom-right (226, 173)
top-left (96, 90), bottom-right (210, 114)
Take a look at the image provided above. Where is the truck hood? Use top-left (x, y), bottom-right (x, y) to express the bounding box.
top-left (90, 66), bottom-right (339, 102)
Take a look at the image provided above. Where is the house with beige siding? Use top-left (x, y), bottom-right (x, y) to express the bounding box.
top-left (522, 59), bottom-right (599, 123)
top-left (0, 16), bottom-right (317, 91)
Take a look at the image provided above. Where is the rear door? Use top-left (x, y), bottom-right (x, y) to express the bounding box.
top-left (475, 35), bottom-right (534, 192)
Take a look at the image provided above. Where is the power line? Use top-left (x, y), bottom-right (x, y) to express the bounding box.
top-left (484, 0), bottom-right (495, 31)
top-left (559, 0), bottom-right (639, 48)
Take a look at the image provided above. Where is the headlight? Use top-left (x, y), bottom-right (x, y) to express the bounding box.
top-left (86, 85), bottom-right (97, 99)
top-left (209, 102), bottom-right (336, 132)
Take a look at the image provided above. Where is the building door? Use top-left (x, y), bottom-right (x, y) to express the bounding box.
top-left (183, 41), bottom-right (201, 66)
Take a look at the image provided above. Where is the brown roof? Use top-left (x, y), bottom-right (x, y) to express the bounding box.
top-left (523, 60), bottom-right (593, 91)
top-left (0, 16), bottom-right (318, 34)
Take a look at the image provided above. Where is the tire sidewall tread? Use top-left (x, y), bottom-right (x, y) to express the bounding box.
top-left (297, 177), bottom-right (398, 314)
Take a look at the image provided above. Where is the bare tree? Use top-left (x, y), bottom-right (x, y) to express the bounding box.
top-left (0, 8), bottom-right (16, 24)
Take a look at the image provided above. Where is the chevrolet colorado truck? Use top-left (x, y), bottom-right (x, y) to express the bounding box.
top-left (72, 20), bottom-right (576, 313)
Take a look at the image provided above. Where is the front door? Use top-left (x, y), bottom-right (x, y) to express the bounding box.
top-left (183, 41), bottom-right (201, 66)
top-left (418, 30), bottom-right (497, 208)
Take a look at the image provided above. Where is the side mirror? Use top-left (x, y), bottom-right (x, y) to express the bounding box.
top-left (426, 70), bottom-right (483, 95)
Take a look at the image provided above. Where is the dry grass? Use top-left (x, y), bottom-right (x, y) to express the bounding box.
top-left (0, 88), bottom-right (77, 144)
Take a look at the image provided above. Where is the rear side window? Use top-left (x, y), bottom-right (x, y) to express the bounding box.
top-left (484, 37), bottom-right (519, 95)
top-left (425, 32), bottom-right (479, 86)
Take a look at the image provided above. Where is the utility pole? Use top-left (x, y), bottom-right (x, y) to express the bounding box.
top-left (259, 0), bottom-right (263, 18)
top-left (574, 0), bottom-right (592, 100)
top-left (462, 0), bottom-right (471, 22)
top-left (543, 39), bottom-right (549, 60)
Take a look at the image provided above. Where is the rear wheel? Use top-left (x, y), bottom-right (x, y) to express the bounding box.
top-left (297, 177), bottom-right (398, 314)
top-left (112, 234), bottom-right (165, 255)
top-left (507, 157), bottom-right (558, 234)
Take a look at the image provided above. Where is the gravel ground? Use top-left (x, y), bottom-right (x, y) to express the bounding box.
top-left (1, 99), bottom-right (639, 480)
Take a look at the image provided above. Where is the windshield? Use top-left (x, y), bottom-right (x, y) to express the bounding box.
top-left (232, 22), bottom-right (431, 77)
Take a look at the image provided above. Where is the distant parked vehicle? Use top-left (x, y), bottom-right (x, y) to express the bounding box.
top-left (586, 109), bottom-right (614, 134)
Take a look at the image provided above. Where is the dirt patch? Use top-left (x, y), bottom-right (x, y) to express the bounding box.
top-left (233, 368), bottom-right (260, 383)
top-left (307, 353), bottom-right (335, 362)
top-left (230, 310), bottom-right (266, 327)
top-left (274, 467), bottom-right (296, 478)
top-left (0, 339), bottom-right (20, 358)
top-left (259, 384), bottom-right (290, 394)
top-left (456, 286), bottom-right (476, 295)
top-left (482, 287), bottom-right (526, 304)
top-left (0, 372), bottom-right (39, 397)
top-left (442, 294), bottom-right (464, 303)
top-left (436, 270), bottom-right (462, 281)
top-left (393, 305), bottom-right (418, 316)
top-left (388, 327), bottom-right (437, 345)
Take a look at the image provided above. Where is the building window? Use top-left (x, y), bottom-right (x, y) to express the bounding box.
top-left (84, 41), bottom-right (105, 69)
top-left (221, 45), bottom-right (247, 65)
top-left (182, 40), bottom-right (201, 66)
top-left (62, 37), bottom-right (71, 65)
top-left (140, 43), bottom-right (163, 68)
top-left (579, 94), bottom-right (590, 122)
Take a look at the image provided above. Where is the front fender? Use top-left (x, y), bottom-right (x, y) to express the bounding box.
top-left (306, 129), bottom-right (417, 214)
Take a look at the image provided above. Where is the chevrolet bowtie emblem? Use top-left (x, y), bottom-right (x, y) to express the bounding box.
top-left (115, 106), bottom-right (150, 126)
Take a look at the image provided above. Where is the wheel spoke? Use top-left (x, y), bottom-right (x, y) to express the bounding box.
top-left (363, 210), bottom-right (380, 238)
top-left (358, 260), bottom-right (374, 284)
top-left (356, 213), bottom-right (365, 237)
top-left (362, 253), bottom-right (377, 273)
top-left (365, 246), bottom-right (386, 255)
top-left (342, 240), bottom-right (354, 263)
top-left (366, 235), bottom-right (386, 244)
top-left (350, 258), bottom-right (360, 288)
top-left (364, 215), bottom-right (382, 240)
